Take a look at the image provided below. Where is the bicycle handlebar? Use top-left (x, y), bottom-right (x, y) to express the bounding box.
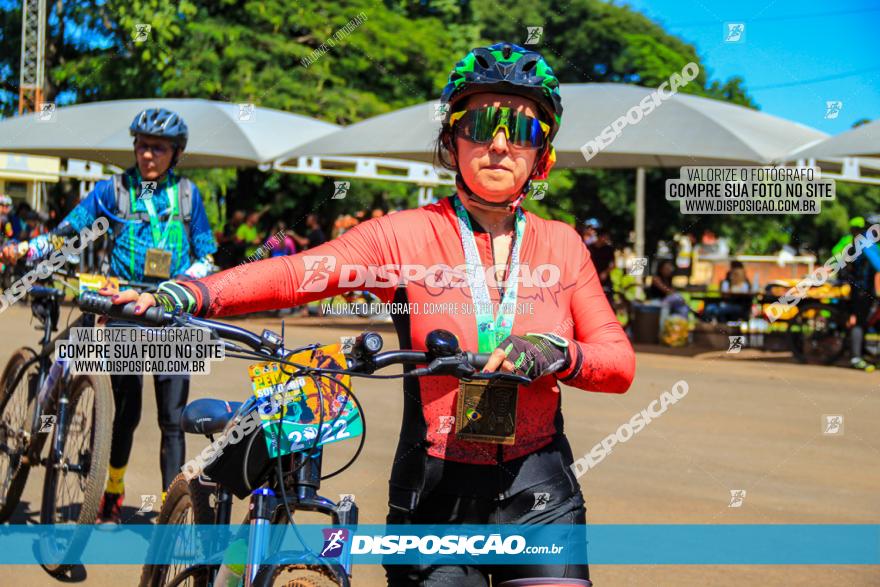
top-left (77, 292), bottom-right (530, 385)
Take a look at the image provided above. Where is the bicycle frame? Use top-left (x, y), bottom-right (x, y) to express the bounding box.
top-left (175, 441), bottom-right (356, 587)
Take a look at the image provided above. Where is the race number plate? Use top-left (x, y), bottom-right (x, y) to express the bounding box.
top-left (144, 248), bottom-right (172, 279)
top-left (455, 378), bottom-right (518, 445)
top-left (78, 273), bottom-right (120, 295)
top-left (249, 343), bottom-right (362, 458)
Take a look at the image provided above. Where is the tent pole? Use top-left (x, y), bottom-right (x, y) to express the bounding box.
top-left (635, 167), bottom-right (646, 259)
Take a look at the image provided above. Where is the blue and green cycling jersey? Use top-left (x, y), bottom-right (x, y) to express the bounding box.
top-left (65, 168), bottom-right (217, 282)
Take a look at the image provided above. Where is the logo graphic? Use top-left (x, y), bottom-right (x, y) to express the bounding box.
top-left (822, 414), bottom-right (844, 435)
top-left (37, 102), bottom-right (56, 122)
top-left (437, 416), bottom-right (455, 434)
top-left (824, 101), bottom-right (843, 120)
top-left (338, 494), bottom-right (355, 512)
top-left (628, 257), bottom-right (648, 276)
top-left (140, 181), bottom-right (157, 200)
top-left (39, 415), bottom-right (56, 433)
top-left (727, 336), bottom-right (744, 354)
top-left (531, 492), bottom-right (551, 511)
top-left (320, 528), bottom-right (349, 558)
top-left (525, 26), bottom-right (544, 45)
top-left (298, 255), bottom-right (337, 292)
top-left (432, 102), bottom-right (449, 122)
top-left (728, 489), bottom-right (746, 508)
top-left (340, 336), bottom-right (356, 354)
top-left (332, 181), bottom-right (350, 200)
top-left (724, 23), bottom-right (745, 43)
top-left (133, 24), bottom-right (152, 43)
top-left (530, 181), bottom-right (549, 201)
top-left (238, 103), bottom-right (256, 122)
top-left (138, 494), bottom-right (157, 514)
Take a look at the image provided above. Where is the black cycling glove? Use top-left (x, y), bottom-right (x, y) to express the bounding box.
top-left (497, 332), bottom-right (571, 379)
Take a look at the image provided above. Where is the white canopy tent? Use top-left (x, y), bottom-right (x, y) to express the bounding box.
top-left (781, 119), bottom-right (880, 186)
top-left (0, 98), bottom-right (341, 170)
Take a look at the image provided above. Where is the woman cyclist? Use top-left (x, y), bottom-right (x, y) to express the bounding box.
top-left (108, 42), bottom-right (635, 586)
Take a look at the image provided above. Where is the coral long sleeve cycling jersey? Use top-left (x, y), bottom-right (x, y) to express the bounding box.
top-left (178, 196), bottom-right (634, 464)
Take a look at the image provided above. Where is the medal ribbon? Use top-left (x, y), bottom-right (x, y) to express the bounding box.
top-left (452, 195), bottom-right (526, 353)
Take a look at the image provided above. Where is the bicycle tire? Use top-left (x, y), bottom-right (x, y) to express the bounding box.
top-left (139, 473), bottom-right (215, 587)
top-left (39, 372), bottom-right (113, 576)
top-left (0, 347), bottom-right (39, 521)
top-left (253, 563), bottom-right (342, 587)
top-left (789, 302), bottom-right (848, 365)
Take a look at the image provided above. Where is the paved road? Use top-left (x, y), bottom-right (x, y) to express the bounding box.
top-left (1, 304), bottom-right (877, 586)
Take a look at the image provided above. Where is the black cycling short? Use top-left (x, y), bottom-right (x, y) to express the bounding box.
top-left (384, 435), bottom-right (589, 587)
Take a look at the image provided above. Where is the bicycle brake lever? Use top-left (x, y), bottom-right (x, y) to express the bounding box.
top-left (468, 371), bottom-right (532, 385)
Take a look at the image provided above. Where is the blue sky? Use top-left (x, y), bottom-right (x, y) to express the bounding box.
top-left (623, 0), bottom-right (880, 135)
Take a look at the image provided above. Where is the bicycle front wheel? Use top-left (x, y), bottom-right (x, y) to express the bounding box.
top-left (0, 347), bottom-right (39, 521)
top-left (254, 564), bottom-right (343, 587)
top-left (39, 372), bottom-right (113, 575)
top-left (139, 473), bottom-right (215, 587)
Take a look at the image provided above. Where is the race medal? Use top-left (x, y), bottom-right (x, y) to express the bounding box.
top-left (144, 248), bottom-right (172, 278)
top-left (455, 378), bottom-right (518, 445)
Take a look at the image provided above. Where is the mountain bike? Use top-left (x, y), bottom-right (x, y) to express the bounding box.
top-left (0, 267), bottom-right (150, 576)
top-left (74, 292), bottom-right (540, 587)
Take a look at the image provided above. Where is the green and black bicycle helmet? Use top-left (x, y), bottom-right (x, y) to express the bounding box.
top-left (439, 42), bottom-right (563, 208)
top-left (440, 42), bottom-right (562, 139)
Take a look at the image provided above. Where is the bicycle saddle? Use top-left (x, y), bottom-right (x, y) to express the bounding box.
top-left (181, 398), bottom-right (243, 435)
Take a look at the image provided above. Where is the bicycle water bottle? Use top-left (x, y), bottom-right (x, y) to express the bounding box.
top-left (214, 538), bottom-right (248, 586)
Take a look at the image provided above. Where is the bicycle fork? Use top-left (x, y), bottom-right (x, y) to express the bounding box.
top-left (245, 488), bottom-right (275, 587)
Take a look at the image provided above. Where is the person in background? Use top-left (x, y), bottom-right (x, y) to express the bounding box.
top-left (22, 210), bottom-right (49, 239)
top-left (236, 211), bottom-right (265, 259)
top-left (215, 210), bottom-right (246, 267)
top-left (268, 221), bottom-right (297, 257)
top-left (581, 217), bottom-right (600, 247)
top-left (291, 213), bottom-right (327, 250)
top-left (647, 259), bottom-right (690, 319)
top-left (588, 227), bottom-right (615, 292)
top-left (10, 201), bottom-right (33, 240)
top-left (1, 108), bottom-right (218, 522)
top-left (371, 208), bottom-right (385, 219)
top-left (839, 217), bottom-right (880, 371)
top-left (0, 195), bottom-right (14, 241)
top-left (704, 261), bottom-right (752, 323)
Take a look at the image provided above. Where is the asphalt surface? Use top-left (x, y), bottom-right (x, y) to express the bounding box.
top-left (0, 303), bottom-right (877, 586)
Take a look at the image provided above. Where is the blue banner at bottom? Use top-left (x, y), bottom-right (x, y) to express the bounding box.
top-left (0, 524), bottom-right (876, 566)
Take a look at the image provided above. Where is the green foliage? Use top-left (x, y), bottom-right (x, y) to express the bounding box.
top-left (1, 0), bottom-right (872, 255)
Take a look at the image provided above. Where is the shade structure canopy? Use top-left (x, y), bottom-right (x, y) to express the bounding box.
top-left (784, 119), bottom-right (880, 161)
top-left (0, 98), bottom-right (339, 169)
top-left (277, 83), bottom-right (827, 168)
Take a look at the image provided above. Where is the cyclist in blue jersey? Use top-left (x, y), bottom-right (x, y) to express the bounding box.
top-left (2, 108), bottom-right (218, 521)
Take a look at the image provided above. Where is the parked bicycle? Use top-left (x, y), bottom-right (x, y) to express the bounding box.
top-left (75, 291), bottom-right (536, 587)
top-left (0, 267), bottom-right (150, 576)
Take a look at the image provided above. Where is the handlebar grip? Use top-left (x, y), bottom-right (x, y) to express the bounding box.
top-left (78, 291), bottom-right (169, 326)
top-left (466, 352), bottom-right (492, 370)
top-left (78, 291), bottom-right (113, 315)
